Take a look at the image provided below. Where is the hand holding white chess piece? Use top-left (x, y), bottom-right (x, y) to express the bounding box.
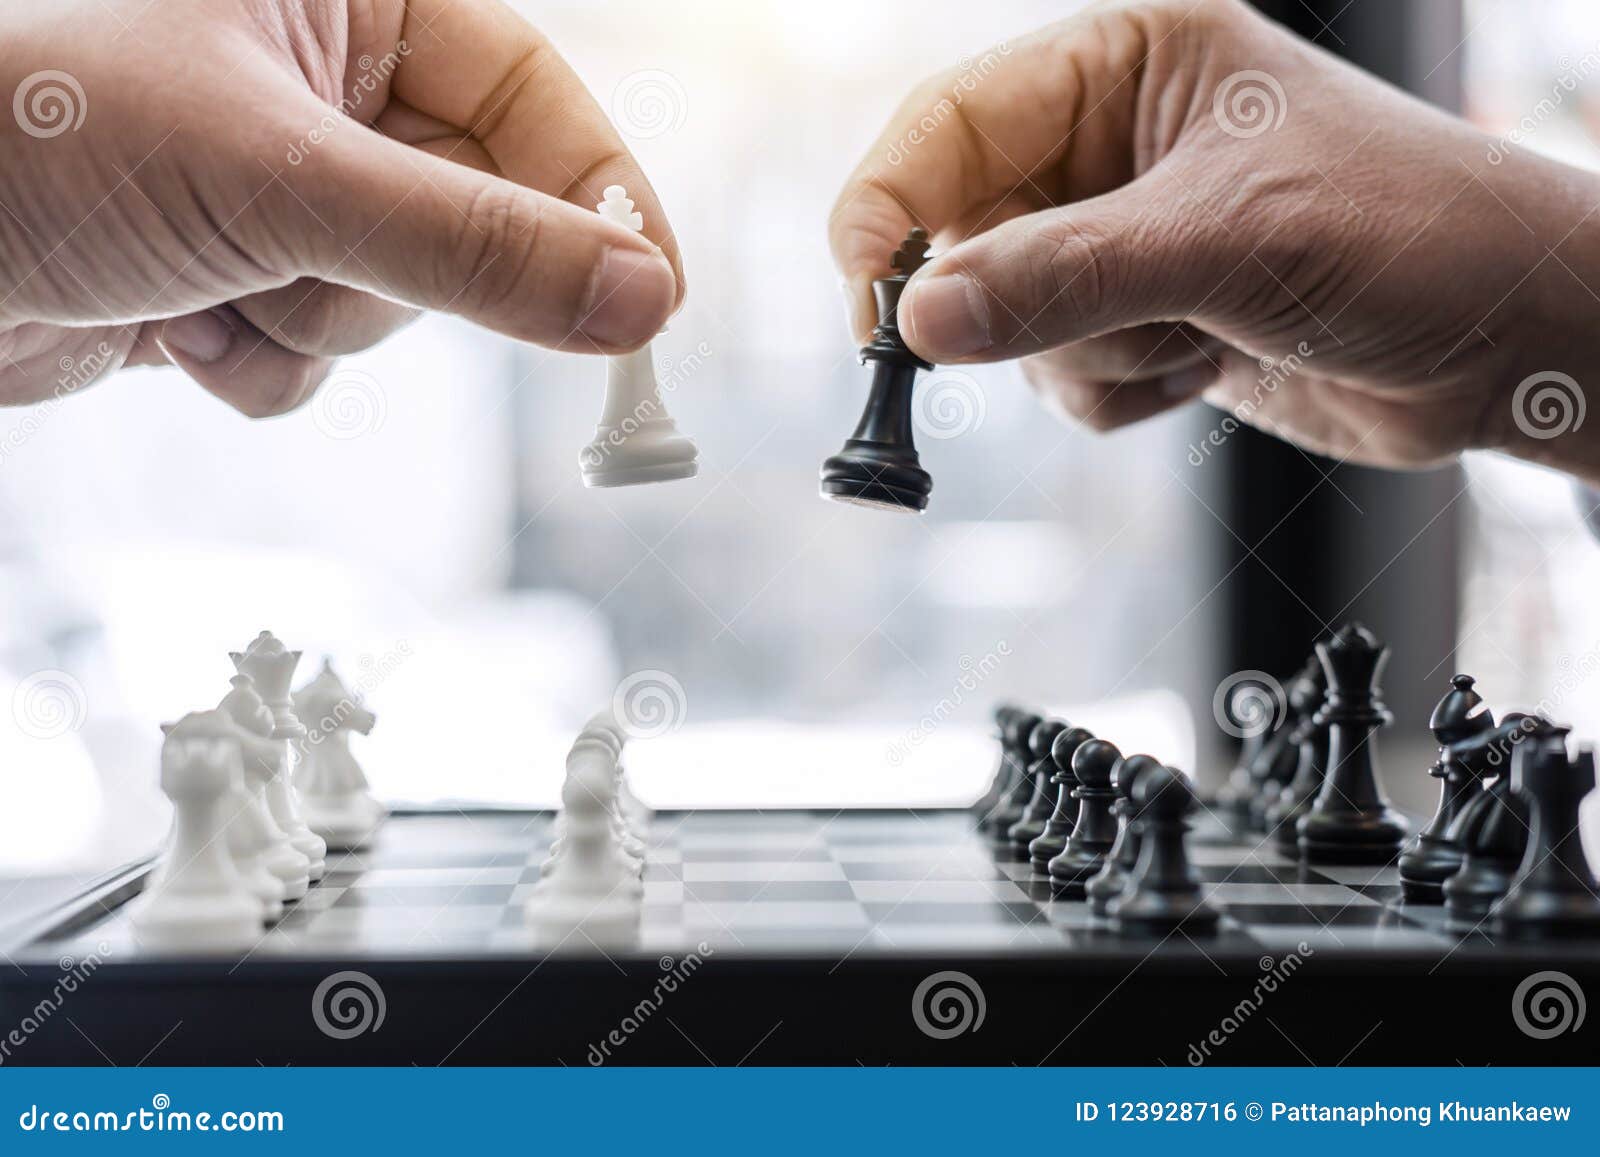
top-left (579, 186), bottom-right (699, 488)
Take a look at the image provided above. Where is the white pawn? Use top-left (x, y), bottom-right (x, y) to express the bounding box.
top-left (541, 740), bottom-right (643, 891)
top-left (578, 185), bottom-right (698, 488)
top-left (581, 709), bottom-right (650, 835)
top-left (132, 712), bottom-right (265, 951)
top-left (292, 659), bottom-right (387, 850)
top-left (526, 747), bottom-right (642, 946)
top-left (231, 632), bottom-right (328, 881)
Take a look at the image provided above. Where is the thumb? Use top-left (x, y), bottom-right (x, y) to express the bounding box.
top-left (283, 120), bottom-right (676, 354)
top-left (899, 170), bottom-right (1235, 364)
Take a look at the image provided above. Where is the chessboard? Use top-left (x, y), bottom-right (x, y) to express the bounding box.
top-left (4, 806), bottom-right (1597, 1066)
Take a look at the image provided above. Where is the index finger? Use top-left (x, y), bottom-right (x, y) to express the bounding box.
top-left (370, 0), bottom-right (685, 302)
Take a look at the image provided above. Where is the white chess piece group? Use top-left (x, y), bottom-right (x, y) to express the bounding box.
top-left (525, 710), bottom-right (653, 947)
top-left (579, 185), bottom-right (699, 488)
top-left (129, 632), bottom-right (386, 952)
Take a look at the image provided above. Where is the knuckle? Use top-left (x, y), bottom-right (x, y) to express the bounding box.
top-left (1031, 219), bottom-right (1121, 331)
top-left (456, 184), bottom-right (548, 325)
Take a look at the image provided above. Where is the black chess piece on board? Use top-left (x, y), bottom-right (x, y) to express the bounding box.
top-left (1297, 624), bottom-right (1409, 865)
top-left (1028, 726), bottom-right (1093, 873)
top-left (1047, 738), bottom-right (1122, 897)
top-left (1086, 754), bottom-right (1162, 917)
top-left (1494, 732), bottom-right (1600, 940)
top-left (1444, 772), bottom-right (1532, 934)
top-left (1007, 719), bottom-right (1071, 854)
top-left (1398, 675), bottom-right (1494, 903)
top-left (819, 229), bottom-right (936, 513)
top-left (1265, 657), bottom-right (1330, 852)
top-left (1110, 766), bottom-right (1219, 936)
top-left (981, 709), bottom-right (1042, 834)
top-left (1248, 656), bottom-right (1323, 833)
top-left (972, 703), bottom-right (1020, 821)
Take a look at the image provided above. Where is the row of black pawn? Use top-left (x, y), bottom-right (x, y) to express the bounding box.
top-left (971, 706), bottom-right (1220, 936)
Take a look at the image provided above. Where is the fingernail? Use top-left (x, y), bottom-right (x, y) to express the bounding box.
top-left (581, 248), bottom-right (676, 347)
top-left (902, 273), bottom-right (990, 358)
top-left (160, 309), bottom-right (234, 363)
top-left (1161, 364), bottom-right (1218, 399)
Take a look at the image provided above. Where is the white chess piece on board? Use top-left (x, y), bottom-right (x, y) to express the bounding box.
top-left (131, 712), bottom-right (266, 951)
top-left (581, 709), bottom-right (650, 833)
top-left (539, 740), bottom-right (643, 892)
top-left (231, 632), bottom-right (327, 880)
top-left (579, 185), bottom-right (699, 488)
top-left (292, 659), bottom-right (387, 851)
top-left (526, 743), bottom-right (642, 947)
top-left (213, 673), bottom-right (311, 903)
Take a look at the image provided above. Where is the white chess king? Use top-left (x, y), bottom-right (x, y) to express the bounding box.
top-left (579, 185), bottom-right (699, 488)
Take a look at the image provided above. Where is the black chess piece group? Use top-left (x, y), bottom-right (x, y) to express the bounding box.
top-left (974, 704), bottom-right (1218, 936)
top-left (1210, 620), bottom-right (1600, 941)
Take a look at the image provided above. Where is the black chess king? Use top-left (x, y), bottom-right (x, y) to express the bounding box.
top-left (820, 228), bottom-right (936, 512)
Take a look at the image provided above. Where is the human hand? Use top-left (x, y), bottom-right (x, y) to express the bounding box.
top-left (830, 0), bottom-right (1600, 483)
top-left (0, 0), bottom-right (681, 417)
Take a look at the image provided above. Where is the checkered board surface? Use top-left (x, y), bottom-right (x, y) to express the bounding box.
top-left (33, 807), bottom-right (1471, 963)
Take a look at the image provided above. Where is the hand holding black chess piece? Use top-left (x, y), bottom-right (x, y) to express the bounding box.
top-left (1297, 623), bottom-right (1409, 864)
top-left (820, 228), bottom-right (937, 513)
top-left (1110, 765), bottom-right (1219, 936)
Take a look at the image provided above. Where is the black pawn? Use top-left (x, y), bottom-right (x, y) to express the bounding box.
top-left (1495, 733), bottom-right (1600, 940)
top-left (1265, 658), bottom-right (1331, 852)
top-left (819, 229), bottom-right (935, 513)
top-left (1027, 727), bottom-right (1093, 873)
top-left (1110, 766), bottom-right (1219, 935)
top-left (1444, 776), bottom-right (1531, 934)
top-left (1086, 755), bottom-right (1163, 917)
top-left (1007, 719), bottom-right (1071, 855)
top-left (1047, 738), bottom-right (1122, 897)
top-left (979, 709), bottom-right (1041, 834)
top-left (1297, 624), bottom-right (1409, 864)
top-left (1247, 656), bottom-right (1322, 832)
top-left (1399, 675), bottom-right (1494, 902)
top-left (971, 703), bottom-right (1020, 821)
